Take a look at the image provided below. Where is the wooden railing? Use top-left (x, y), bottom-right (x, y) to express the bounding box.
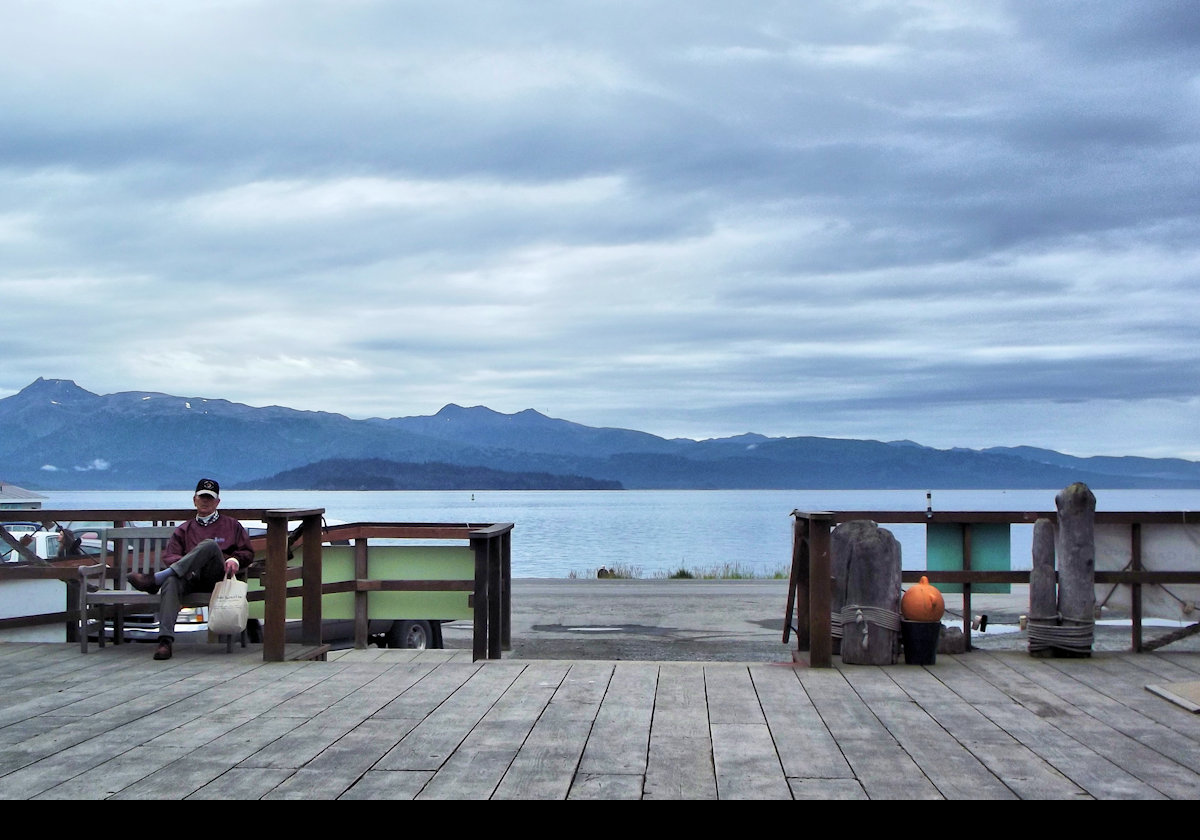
top-left (789, 509), bottom-right (1200, 667)
top-left (0, 510), bottom-right (512, 662)
top-left (262, 521), bottom-right (512, 661)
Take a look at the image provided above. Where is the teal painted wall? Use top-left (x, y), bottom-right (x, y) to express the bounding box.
top-left (926, 523), bottom-right (1011, 594)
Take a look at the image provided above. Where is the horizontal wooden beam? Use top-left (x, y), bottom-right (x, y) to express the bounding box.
top-left (793, 510), bottom-right (1200, 526)
top-left (0, 611), bottom-right (70, 630)
top-left (903, 570), bottom-right (1200, 584)
top-left (903, 570), bottom-right (1030, 583)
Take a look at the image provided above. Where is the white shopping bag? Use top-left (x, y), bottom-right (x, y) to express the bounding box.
top-left (208, 573), bottom-right (249, 635)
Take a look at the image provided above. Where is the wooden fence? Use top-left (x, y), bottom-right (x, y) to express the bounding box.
top-left (0, 509), bottom-right (511, 662)
top-left (788, 509), bottom-right (1200, 667)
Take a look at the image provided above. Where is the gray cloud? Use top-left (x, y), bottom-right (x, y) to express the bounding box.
top-left (1, 0), bottom-right (1198, 461)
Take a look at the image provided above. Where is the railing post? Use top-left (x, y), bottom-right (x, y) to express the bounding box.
top-left (962, 523), bottom-right (974, 651)
top-left (789, 515), bottom-right (811, 651)
top-left (488, 534), bottom-right (502, 660)
top-left (301, 513), bottom-right (323, 647)
top-left (471, 534), bottom-right (489, 661)
top-left (264, 516), bottom-right (288, 662)
top-left (353, 537), bottom-right (369, 649)
top-left (807, 513), bottom-right (834, 668)
top-left (501, 529), bottom-right (512, 651)
top-left (1131, 523), bottom-right (1143, 652)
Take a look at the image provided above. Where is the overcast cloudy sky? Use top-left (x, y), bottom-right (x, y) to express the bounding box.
top-left (2, 1), bottom-right (1198, 459)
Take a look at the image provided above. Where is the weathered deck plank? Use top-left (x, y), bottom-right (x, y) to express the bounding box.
top-left (712, 722), bottom-right (791, 799)
top-left (1068, 653), bottom-right (1200, 738)
top-left (491, 662), bottom-right (614, 799)
top-left (337, 769), bottom-right (434, 800)
top-left (842, 665), bottom-right (1016, 799)
top-left (420, 663), bottom-right (569, 799)
top-left (799, 667), bottom-right (943, 799)
top-left (3, 644), bottom-right (1200, 799)
top-left (575, 662), bottom-right (657, 777)
top-left (965, 653), bottom-right (1200, 798)
top-left (376, 663), bottom-right (525, 772)
top-left (886, 664), bottom-right (1088, 800)
top-left (113, 716), bottom-right (316, 799)
top-left (705, 665), bottom-right (790, 798)
top-left (643, 662), bottom-right (716, 800)
top-left (750, 664), bottom-right (854, 781)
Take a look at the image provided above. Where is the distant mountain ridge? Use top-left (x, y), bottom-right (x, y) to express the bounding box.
top-left (2, 377), bottom-right (1199, 490)
top-left (237, 458), bottom-right (623, 491)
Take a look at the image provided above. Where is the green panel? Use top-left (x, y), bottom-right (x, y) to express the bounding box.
top-left (247, 543), bottom-right (473, 620)
top-left (369, 545), bottom-right (474, 620)
top-left (367, 545), bottom-right (474, 581)
top-left (926, 523), bottom-right (1011, 593)
top-left (320, 546), bottom-right (356, 620)
top-left (369, 591), bottom-right (472, 621)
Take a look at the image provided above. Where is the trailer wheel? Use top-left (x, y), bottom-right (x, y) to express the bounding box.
top-left (387, 620), bottom-right (431, 650)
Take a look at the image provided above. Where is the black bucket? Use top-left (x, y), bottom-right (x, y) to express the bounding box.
top-left (900, 620), bottom-right (942, 665)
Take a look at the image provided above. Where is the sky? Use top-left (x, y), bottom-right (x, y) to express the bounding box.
top-left (2, 1), bottom-right (1198, 459)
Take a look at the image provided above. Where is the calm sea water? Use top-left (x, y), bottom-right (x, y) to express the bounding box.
top-left (39, 488), bottom-right (1200, 579)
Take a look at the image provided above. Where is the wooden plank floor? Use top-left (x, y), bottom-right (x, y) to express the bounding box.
top-left (1, 643), bottom-right (1199, 799)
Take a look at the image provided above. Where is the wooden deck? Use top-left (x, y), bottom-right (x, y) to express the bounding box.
top-left (2, 643), bottom-right (1199, 799)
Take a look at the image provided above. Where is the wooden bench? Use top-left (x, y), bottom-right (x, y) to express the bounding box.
top-left (77, 526), bottom-right (246, 653)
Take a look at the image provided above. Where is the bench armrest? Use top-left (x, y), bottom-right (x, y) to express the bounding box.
top-left (79, 563), bottom-right (107, 584)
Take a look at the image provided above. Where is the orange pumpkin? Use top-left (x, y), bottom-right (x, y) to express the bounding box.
top-left (901, 575), bottom-right (945, 622)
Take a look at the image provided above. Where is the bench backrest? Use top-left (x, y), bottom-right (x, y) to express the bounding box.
top-left (100, 526), bottom-right (177, 591)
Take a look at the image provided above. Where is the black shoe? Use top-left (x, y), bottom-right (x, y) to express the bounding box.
top-left (153, 638), bottom-right (173, 660)
top-left (127, 572), bottom-right (159, 594)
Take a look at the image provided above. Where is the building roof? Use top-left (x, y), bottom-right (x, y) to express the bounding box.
top-left (0, 481), bottom-right (47, 508)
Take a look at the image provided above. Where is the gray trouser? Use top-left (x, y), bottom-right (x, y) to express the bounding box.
top-left (158, 539), bottom-right (226, 641)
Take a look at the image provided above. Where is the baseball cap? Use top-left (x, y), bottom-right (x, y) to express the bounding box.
top-left (195, 478), bottom-right (220, 498)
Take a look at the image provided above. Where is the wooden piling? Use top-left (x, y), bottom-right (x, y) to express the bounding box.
top-left (1028, 517), bottom-right (1057, 656)
top-left (831, 520), bottom-right (901, 665)
top-left (1055, 482), bottom-right (1096, 657)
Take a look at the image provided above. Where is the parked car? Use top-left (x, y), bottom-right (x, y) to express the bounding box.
top-left (279, 617), bottom-right (444, 650)
top-left (2, 527), bottom-right (102, 563)
top-left (242, 519), bottom-right (449, 650)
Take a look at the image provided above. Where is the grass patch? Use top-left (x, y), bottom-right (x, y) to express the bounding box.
top-left (655, 562), bottom-right (790, 580)
top-left (569, 563), bottom-right (642, 580)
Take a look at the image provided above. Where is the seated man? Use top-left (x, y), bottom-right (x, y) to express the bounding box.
top-left (129, 478), bottom-right (254, 660)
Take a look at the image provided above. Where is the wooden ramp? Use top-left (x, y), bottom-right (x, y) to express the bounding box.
top-left (1, 643), bottom-right (1199, 799)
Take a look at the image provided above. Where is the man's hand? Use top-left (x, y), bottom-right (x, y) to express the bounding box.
top-left (224, 558), bottom-right (240, 576)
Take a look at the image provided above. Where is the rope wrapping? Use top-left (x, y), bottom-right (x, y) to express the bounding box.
top-left (1027, 614), bottom-right (1094, 654)
top-left (840, 603), bottom-right (901, 650)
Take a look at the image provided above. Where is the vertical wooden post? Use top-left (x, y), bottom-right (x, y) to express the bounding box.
top-left (808, 513), bottom-right (833, 668)
top-left (488, 535), bottom-right (502, 660)
top-left (264, 516), bottom-right (288, 662)
top-left (301, 514), bottom-right (323, 647)
top-left (65, 579), bottom-right (80, 643)
top-left (788, 515), bottom-right (811, 651)
top-left (1131, 523), bottom-right (1143, 653)
top-left (113, 535), bottom-right (127, 644)
top-left (500, 529), bottom-right (512, 652)
top-left (353, 536), bottom-right (369, 649)
top-left (471, 534), bottom-right (489, 662)
top-left (962, 523), bottom-right (973, 651)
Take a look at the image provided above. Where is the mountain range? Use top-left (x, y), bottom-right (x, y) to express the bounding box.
top-left (3, 377), bottom-right (1199, 491)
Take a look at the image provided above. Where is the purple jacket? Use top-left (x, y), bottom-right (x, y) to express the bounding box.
top-left (164, 515), bottom-right (255, 569)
